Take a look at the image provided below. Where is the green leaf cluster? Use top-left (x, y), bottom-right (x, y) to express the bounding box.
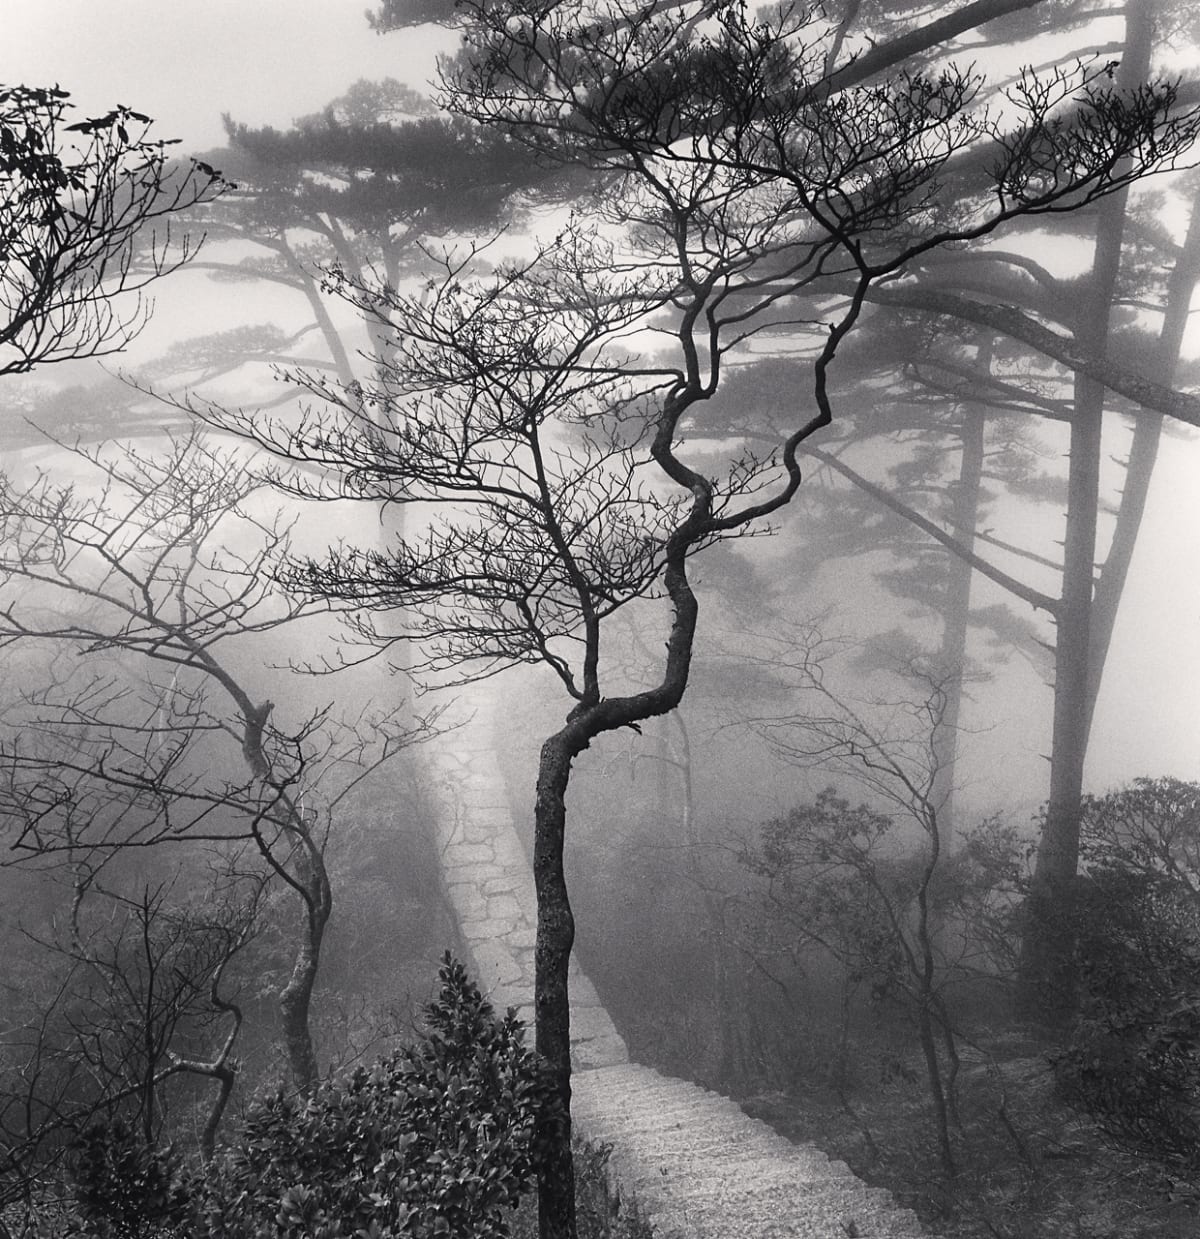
top-left (67, 1118), bottom-right (191, 1239)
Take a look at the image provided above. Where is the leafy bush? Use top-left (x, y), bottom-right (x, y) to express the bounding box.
top-left (1055, 869), bottom-right (1200, 1170)
top-left (1078, 778), bottom-right (1200, 894)
top-left (67, 1118), bottom-right (189, 1238)
top-left (1054, 781), bottom-right (1200, 1173)
top-left (64, 955), bottom-right (559, 1239)
top-left (193, 953), bottom-right (559, 1239)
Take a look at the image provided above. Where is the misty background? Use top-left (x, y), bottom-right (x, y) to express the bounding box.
top-left (1, 2), bottom-right (1200, 1238)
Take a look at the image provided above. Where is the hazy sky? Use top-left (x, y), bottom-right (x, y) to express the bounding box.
top-left (1, 2), bottom-right (1198, 792)
top-left (1, 0), bottom-right (450, 152)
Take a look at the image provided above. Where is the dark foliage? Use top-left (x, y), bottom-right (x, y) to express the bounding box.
top-left (66, 1119), bottom-right (190, 1239)
top-left (189, 954), bottom-right (558, 1239)
top-left (221, 111), bottom-right (548, 232)
top-left (61, 956), bottom-right (559, 1239)
top-left (1055, 868), bottom-right (1200, 1173)
top-left (1048, 780), bottom-right (1200, 1175)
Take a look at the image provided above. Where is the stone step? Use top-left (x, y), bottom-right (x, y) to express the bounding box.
top-left (577, 1103), bottom-right (773, 1141)
top-left (574, 1077), bottom-right (738, 1110)
top-left (644, 1207), bottom-right (924, 1239)
top-left (611, 1161), bottom-right (886, 1200)
top-left (602, 1137), bottom-right (853, 1175)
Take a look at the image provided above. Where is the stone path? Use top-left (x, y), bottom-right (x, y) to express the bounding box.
top-left (425, 708), bottom-right (628, 1070)
top-left (573, 1065), bottom-right (924, 1238)
top-left (426, 694), bottom-right (926, 1238)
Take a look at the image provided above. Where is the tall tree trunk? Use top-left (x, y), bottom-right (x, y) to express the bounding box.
top-left (930, 353), bottom-right (990, 845)
top-left (239, 696), bottom-right (331, 1093)
top-left (1021, 226), bottom-right (1120, 1014)
top-left (199, 1064), bottom-right (235, 1164)
top-left (1021, 192), bottom-right (1200, 1017)
top-left (530, 540), bottom-right (699, 1239)
top-left (1084, 193), bottom-right (1200, 732)
top-left (278, 841), bottom-right (331, 1095)
top-left (1022, 0), bottom-right (1154, 1011)
top-left (278, 916), bottom-right (325, 1095)
top-left (534, 727), bottom-right (582, 1239)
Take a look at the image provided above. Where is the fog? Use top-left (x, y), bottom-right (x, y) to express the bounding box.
top-left (2, 4), bottom-right (1200, 1237)
top-left (6, 1), bottom-right (1196, 793)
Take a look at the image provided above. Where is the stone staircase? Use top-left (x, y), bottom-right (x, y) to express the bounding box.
top-left (573, 1064), bottom-right (924, 1238)
top-left (425, 712), bottom-right (628, 1071)
top-left (426, 693), bottom-right (926, 1238)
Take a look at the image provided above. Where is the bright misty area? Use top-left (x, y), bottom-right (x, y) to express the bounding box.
top-left (1, 2), bottom-right (1199, 1238)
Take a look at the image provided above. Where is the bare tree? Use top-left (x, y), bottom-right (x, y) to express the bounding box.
top-left (0, 85), bottom-right (222, 378)
top-left (0, 432), bottom-right (432, 1096)
top-left (203, 2), bottom-right (1198, 1231)
top-left (0, 869), bottom-right (261, 1216)
top-left (734, 627), bottom-right (1019, 1173)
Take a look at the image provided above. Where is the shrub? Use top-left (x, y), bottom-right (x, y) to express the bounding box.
top-left (65, 955), bottom-right (559, 1239)
top-left (1055, 870), bottom-right (1200, 1171)
top-left (1078, 778), bottom-right (1200, 889)
top-left (67, 1118), bottom-right (189, 1238)
top-left (192, 953), bottom-right (559, 1239)
top-left (1054, 782), bottom-right (1200, 1173)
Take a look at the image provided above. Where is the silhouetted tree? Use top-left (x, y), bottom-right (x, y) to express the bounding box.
top-left (0, 85), bottom-right (221, 379)
top-left (0, 432), bottom-right (429, 1096)
top-left (210, 1), bottom-right (1199, 1231)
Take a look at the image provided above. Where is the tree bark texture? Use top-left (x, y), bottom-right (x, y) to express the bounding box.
top-left (278, 919), bottom-right (325, 1096)
top-left (534, 727), bottom-right (583, 1239)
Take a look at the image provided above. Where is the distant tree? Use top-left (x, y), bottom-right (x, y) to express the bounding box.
top-left (736, 627), bottom-right (1027, 1173)
top-left (149, 80), bottom-right (551, 404)
top-left (681, 0), bottom-right (1200, 944)
top-left (822, 0), bottom-right (1200, 988)
top-left (0, 85), bottom-right (222, 379)
top-left (689, 337), bottom-right (1055, 844)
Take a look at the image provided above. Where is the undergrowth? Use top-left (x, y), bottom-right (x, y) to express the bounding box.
top-left (507, 1139), bottom-right (654, 1239)
top-left (741, 1032), bottom-right (1199, 1239)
